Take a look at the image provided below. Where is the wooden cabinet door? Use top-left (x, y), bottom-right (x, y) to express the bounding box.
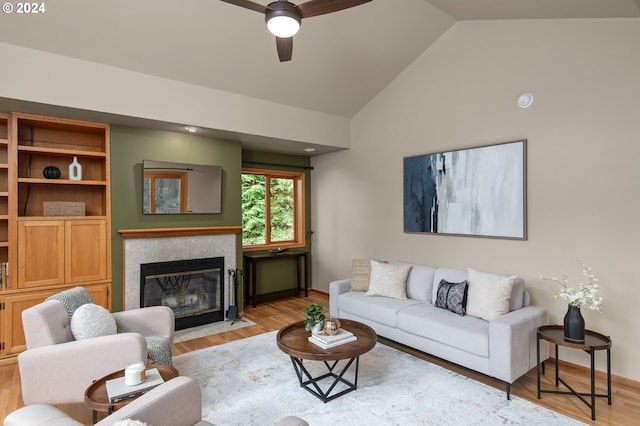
top-left (65, 219), bottom-right (107, 283)
top-left (17, 221), bottom-right (65, 289)
top-left (0, 284), bottom-right (110, 356)
top-left (0, 290), bottom-right (53, 355)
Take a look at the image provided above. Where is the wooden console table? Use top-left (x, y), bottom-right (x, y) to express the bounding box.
top-left (243, 250), bottom-right (309, 307)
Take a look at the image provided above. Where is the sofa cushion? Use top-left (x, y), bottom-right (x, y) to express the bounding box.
top-left (338, 292), bottom-right (422, 328)
top-left (398, 263), bottom-right (436, 302)
top-left (397, 303), bottom-right (490, 358)
top-left (466, 269), bottom-right (516, 321)
top-left (70, 303), bottom-right (117, 340)
top-left (434, 280), bottom-right (468, 316)
top-left (350, 258), bottom-right (372, 291)
top-left (365, 260), bottom-right (411, 300)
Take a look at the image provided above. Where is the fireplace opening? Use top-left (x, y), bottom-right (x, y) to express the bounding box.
top-left (140, 257), bottom-right (224, 330)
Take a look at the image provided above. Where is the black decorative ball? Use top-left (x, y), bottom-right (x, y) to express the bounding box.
top-left (43, 166), bottom-right (61, 179)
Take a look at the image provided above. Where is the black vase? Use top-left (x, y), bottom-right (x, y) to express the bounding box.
top-left (563, 304), bottom-right (585, 343)
top-left (43, 166), bottom-right (61, 179)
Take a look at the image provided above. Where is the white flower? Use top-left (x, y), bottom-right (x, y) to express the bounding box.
top-left (539, 261), bottom-right (604, 314)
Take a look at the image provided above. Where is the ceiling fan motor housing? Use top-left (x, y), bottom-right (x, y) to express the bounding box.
top-left (266, 1), bottom-right (302, 28)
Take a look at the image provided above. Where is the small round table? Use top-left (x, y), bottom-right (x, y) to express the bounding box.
top-left (536, 325), bottom-right (611, 421)
top-left (277, 319), bottom-right (377, 402)
top-left (84, 364), bottom-right (179, 424)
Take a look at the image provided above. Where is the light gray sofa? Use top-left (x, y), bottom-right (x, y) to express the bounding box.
top-left (329, 262), bottom-right (548, 398)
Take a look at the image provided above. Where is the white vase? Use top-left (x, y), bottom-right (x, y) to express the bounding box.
top-left (311, 322), bottom-right (323, 335)
top-left (69, 156), bottom-right (82, 181)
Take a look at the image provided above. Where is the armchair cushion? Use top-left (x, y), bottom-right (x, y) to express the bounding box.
top-left (70, 304), bottom-right (117, 340)
top-left (45, 286), bottom-right (94, 319)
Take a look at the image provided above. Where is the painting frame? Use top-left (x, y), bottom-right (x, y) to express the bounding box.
top-left (403, 139), bottom-right (527, 240)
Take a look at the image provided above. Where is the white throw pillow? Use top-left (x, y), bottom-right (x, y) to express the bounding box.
top-left (365, 260), bottom-right (411, 300)
top-left (466, 268), bottom-right (516, 321)
top-left (112, 420), bottom-right (149, 426)
top-left (70, 303), bottom-right (117, 340)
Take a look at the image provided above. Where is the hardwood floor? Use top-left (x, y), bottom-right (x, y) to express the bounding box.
top-left (1, 291), bottom-right (637, 425)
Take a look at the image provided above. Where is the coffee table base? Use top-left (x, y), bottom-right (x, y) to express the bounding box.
top-left (289, 356), bottom-right (360, 403)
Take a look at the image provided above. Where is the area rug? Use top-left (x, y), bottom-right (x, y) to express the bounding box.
top-left (174, 318), bottom-right (256, 343)
top-left (173, 332), bottom-right (586, 426)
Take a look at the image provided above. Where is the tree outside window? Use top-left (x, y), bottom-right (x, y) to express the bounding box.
top-left (242, 169), bottom-right (305, 249)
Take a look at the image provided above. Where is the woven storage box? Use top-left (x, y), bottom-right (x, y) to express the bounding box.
top-left (43, 201), bottom-right (86, 216)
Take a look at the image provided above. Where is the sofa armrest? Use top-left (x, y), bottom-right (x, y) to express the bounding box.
top-left (329, 279), bottom-right (351, 318)
top-left (488, 306), bottom-right (548, 384)
top-left (98, 376), bottom-right (211, 426)
top-left (18, 333), bottom-right (147, 405)
top-left (112, 306), bottom-right (175, 345)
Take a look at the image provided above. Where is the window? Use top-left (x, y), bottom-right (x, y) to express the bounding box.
top-left (143, 171), bottom-right (187, 214)
top-left (242, 168), bottom-right (305, 250)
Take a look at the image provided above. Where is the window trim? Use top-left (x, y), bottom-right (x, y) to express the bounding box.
top-left (242, 167), bottom-right (306, 251)
top-left (143, 171), bottom-right (188, 214)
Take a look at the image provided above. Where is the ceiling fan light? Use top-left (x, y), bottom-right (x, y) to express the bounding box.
top-left (265, 2), bottom-right (301, 38)
top-left (267, 15), bottom-right (300, 38)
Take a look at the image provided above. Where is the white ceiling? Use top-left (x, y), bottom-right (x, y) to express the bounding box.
top-left (0, 0), bottom-right (639, 154)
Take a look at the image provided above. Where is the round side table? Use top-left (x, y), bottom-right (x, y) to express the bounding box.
top-left (536, 325), bottom-right (611, 421)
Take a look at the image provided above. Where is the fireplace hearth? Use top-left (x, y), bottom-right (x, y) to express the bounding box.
top-left (140, 257), bottom-right (224, 330)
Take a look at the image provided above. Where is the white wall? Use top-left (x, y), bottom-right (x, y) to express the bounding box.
top-left (0, 42), bottom-right (351, 149)
top-left (311, 19), bottom-right (640, 381)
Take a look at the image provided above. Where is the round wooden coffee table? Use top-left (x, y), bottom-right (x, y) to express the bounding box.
top-left (84, 364), bottom-right (179, 423)
top-left (276, 319), bottom-right (377, 402)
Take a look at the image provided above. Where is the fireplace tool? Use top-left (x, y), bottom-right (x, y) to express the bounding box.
top-left (227, 268), bottom-right (246, 325)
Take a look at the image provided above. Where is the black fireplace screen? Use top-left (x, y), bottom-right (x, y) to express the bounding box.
top-left (140, 257), bottom-right (224, 330)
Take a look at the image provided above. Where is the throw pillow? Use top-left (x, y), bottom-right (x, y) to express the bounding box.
top-left (434, 279), bottom-right (468, 316)
top-left (145, 335), bottom-right (173, 366)
top-left (350, 259), bottom-right (372, 291)
top-left (365, 260), bottom-right (411, 300)
top-left (46, 286), bottom-right (94, 319)
top-left (70, 303), bottom-right (117, 340)
top-left (466, 268), bottom-right (516, 321)
top-left (112, 420), bottom-right (149, 426)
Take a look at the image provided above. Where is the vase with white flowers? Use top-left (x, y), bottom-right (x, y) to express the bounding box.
top-left (539, 261), bottom-right (603, 343)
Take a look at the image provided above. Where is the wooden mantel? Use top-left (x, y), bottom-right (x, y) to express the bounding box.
top-left (118, 226), bottom-right (242, 239)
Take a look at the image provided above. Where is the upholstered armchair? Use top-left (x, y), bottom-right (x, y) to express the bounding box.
top-left (17, 289), bottom-right (174, 406)
top-left (4, 376), bottom-right (213, 426)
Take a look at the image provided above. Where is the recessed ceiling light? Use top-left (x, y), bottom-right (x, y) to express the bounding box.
top-left (304, 147), bottom-right (316, 152)
top-left (184, 126), bottom-right (199, 133)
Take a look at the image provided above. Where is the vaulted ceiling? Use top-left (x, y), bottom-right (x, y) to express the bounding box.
top-left (0, 0), bottom-right (639, 152)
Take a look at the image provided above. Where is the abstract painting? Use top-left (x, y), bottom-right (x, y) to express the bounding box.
top-left (403, 140), bottom-right (526, 239)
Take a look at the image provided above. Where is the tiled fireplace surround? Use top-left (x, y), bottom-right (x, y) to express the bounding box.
top-left (119, 227), bottom-right (240, 312)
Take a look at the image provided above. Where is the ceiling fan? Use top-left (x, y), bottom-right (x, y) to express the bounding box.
top-left (220, 0), bottom-right (372, 62)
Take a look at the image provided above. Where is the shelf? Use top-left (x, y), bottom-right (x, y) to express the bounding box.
top-left (0, 192), bottom-right (8, 197)
top-left (0, 215), bottom-right (8, 220)
top-left (0, 241), bottom-right (7, 247)
top-left (18, 215), bottom-right (108, 221)
top-left (18, 178), bottom-right (107, 186)
top-left (17, 145), bottom-right (106, 158)
top-left (0, 138), bottom-right (8, 145)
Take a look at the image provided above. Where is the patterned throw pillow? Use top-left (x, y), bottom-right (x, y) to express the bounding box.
top-left (434, 279), bottom-right (468, 316)
top-left (46, 286), bottom-right (94, 319)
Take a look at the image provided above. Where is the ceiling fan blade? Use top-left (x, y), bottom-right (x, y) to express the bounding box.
top-left (219, 0), bottom-right (268, 14)
top-left (276, 37), bottom-right (293, 62)
top-left (296, 0), bottom-right (371, 18)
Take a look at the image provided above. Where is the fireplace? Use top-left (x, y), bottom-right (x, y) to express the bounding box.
top-left (140, 257), bottom-right (224, 330)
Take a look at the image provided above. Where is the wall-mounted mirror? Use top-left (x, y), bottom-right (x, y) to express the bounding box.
top-left (143, 160), bottom-right (222, 214)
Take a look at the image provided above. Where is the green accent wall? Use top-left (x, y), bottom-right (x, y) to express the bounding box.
top-left (109, 126), bottom-right (242, 311)
top-left (242, 150), bottom-right (313, 296)
top-left (108, 128), bottom-right (313, 311)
